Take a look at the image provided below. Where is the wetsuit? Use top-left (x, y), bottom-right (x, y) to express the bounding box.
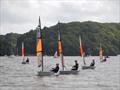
top-left (51, 66), bottom-right (59, 73)
top-left (72, 63), bottom-right (79, 70)
top-left (90, 61), bottom-right (95, 66)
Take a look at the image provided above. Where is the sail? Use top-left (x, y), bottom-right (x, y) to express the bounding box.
top-left (36, 16), bottom-right (43, 70)
top-left (79, 36), bottom-right (84, 57)
top-left (99, 43), bottom-right (103, 60)
top-left (79, 36), bottom-right (86, 65)
top-left (57, 24), bottom-right (64, 70)
top-left (54, 51), bottom-right (58, 58)
top-left (22, 42), bottom-right (24, 61)
top-left (36, 39), bottom-right (42, 56)
top-left (57, 30), bottom-right (62, 56)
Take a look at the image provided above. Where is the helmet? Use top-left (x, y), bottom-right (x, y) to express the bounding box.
top-left (75, 60), bottom-right (77, 62)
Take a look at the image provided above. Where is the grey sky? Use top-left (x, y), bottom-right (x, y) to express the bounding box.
top-left (0, 0), bottom-right (119, 35)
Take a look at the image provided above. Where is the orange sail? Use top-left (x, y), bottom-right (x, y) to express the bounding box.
top-left (58, 41), bottom-right (62, 56)
top-left (36, 39), bottom-right (42, 56)
top-left (99, 43), bottom-right (103, 60)
top-left (57, 30), bottom-right (62, 56)
top-left (79, 36), bottom-right (84, 57)
top-left (36, 16), bottom-right (43, 70)
top-left (57, 28), bottom-right (64, 70)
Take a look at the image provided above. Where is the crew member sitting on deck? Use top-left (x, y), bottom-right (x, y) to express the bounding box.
top-left (71, 60), bottom-right (79, 70)
top-left (90, 59), bottom-right (95, 66)
top-left (51, 63), bottom-right (59, 73)
top-left (26, 57), bottom-right (29, 64)
top-left (103, 57), bottom-right (107, 62)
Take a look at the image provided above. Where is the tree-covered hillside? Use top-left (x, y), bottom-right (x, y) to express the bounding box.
top-left (0, 33), bottom-right (20, 56)
top-left (0, 21), bottom-right (120, 56)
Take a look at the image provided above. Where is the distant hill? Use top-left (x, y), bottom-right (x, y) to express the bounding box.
top-left (0, 33), bottom-right (20, 56)
top-left (0, 21), bottom-right (120, 56)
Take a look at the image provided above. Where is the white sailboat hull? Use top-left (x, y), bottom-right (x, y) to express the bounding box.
top-left (37, 71), bottom-right (54, 76)
top-left (59, 70), bottom-right (79, 75)
top-left (82, 66), bottom-right (95, 70)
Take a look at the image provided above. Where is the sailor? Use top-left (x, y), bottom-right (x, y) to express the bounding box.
top-left (103, 57), bottom-right (107, 61)
top-left (26, 57), bottom-right (29, 64)
top-left (71, 60), bottom-right (79, 70)
top-left (51, 63), bottom-right (59, 73)
top-left (90, 59), bottom-right (95, 66)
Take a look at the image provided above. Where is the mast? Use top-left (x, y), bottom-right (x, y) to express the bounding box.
top-left (79, 35), bottom-right (86, 65)
top-left (36, 16), bottom-right (43, 71)
top-left (57, 22), bottom-right (64, 71)
top-left (22, 42), bottom-right (24, 62)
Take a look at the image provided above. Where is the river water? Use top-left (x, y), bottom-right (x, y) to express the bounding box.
top-left (0, 56), bottom-right (120, 90)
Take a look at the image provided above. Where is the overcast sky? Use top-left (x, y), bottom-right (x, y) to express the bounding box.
top-left (0, 0), bottom-right (120, 35)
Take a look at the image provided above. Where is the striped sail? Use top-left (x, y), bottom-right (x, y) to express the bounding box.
top-left (36, 17), bottom-right (43, 70)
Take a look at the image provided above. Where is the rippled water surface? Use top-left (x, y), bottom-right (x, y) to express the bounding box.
top-left (0, 56), bottom-right (120, 90)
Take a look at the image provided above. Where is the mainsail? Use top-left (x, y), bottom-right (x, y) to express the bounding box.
top-left (79, 36), bottom-right (86, 65)
top-left (57, 23), bottom-right (64, 71)
top-left (99, 43), bottom-right (103, 60)
top-left (36, 16), bottom-right (43, 71)
top-left (22, 42), bottom-right (25, 62)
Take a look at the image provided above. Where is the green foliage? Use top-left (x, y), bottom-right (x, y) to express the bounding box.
top-left (0, 33), bottom-right (20, 56)
top-left (0, 21), bottom-right (120, 56)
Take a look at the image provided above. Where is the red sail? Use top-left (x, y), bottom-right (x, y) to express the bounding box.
top-left (57, 30), bottom-right (62, 56)
top-left (22, 42), bottom-right (24, 58)
top-left (79, 36), bottom-right (84, 57)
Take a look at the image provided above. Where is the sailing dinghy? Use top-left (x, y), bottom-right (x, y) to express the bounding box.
top-left (36, 17), bottom-right (53, 76)
top-left (80, 36), bottom-right (95, 70)
top-left (21, 42), bottom-right (26, 64)
top-left (56, 22), bottom-right (79, 75)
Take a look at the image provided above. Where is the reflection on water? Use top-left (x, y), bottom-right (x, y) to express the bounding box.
top-left (0, 56), bottom-right (120, 90)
